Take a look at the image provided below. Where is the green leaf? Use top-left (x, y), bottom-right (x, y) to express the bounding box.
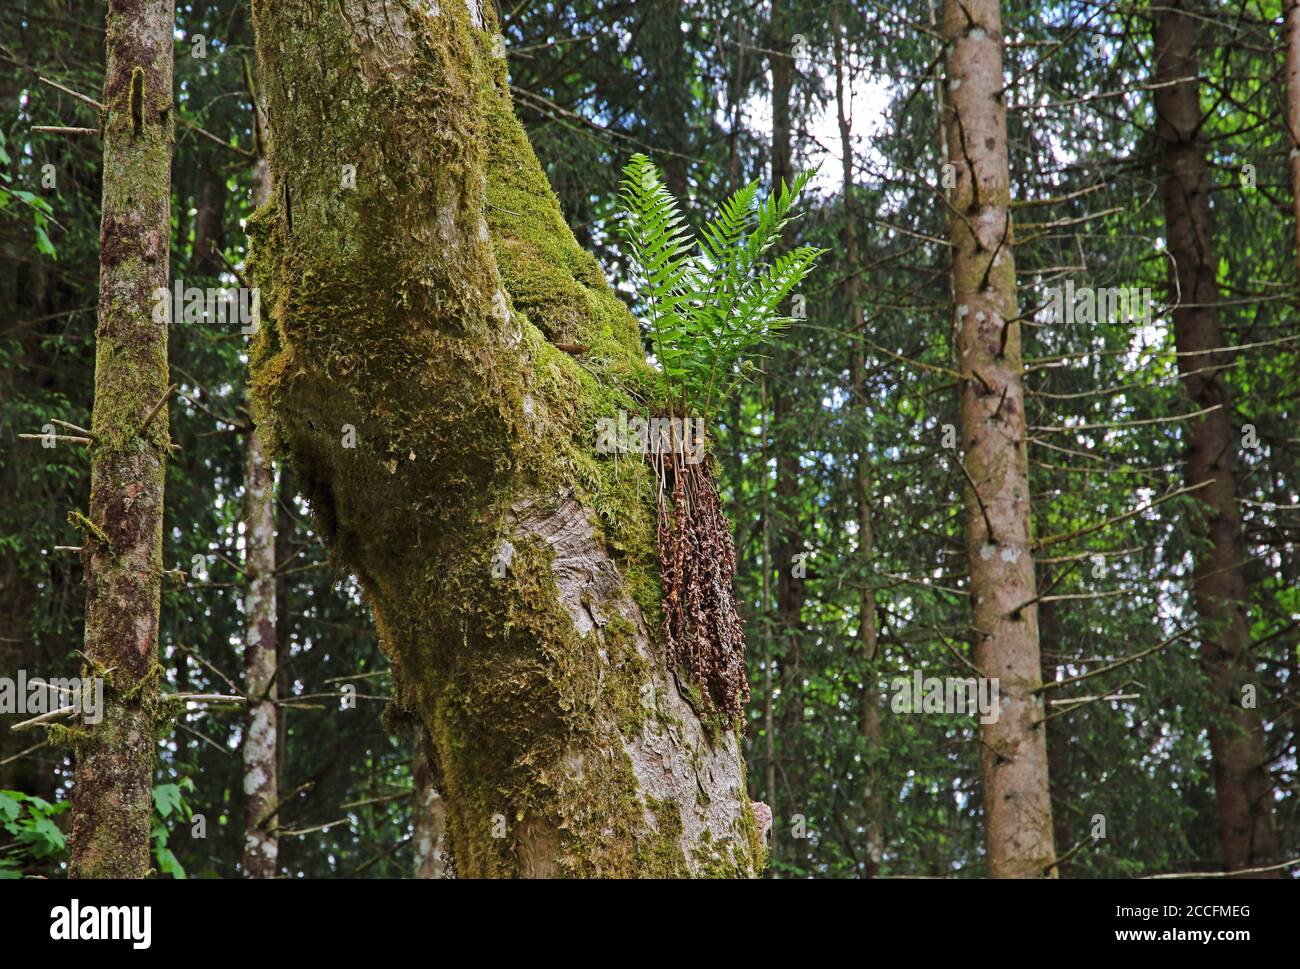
top-left (31, 816), bottom-right (65, 852)
top-left (153, 783), bottom-right (184, 819)
top-left (0, 791), bottom-right (21, 824)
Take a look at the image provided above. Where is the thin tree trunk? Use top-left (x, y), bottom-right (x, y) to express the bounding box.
top-left (274, 465), bottom-right (294, 799)
top-left (241, 423), bottom-right (278, 876)
top-left (68, 0), bottom-right (175, 879)
top-left (248, 0), bottom-right (764, 877)
top-left (1286, 0), bottom-right (1300, 284)
top-left (768, 0), bottom-right (807, 875)
top-left (241, 67), bottom-right (279, 880)
top-left (1153, 0), bottom-right (1279, 876)
top-left (940, 0), bottom-right (1055, 879)
top-left (832, 2), bottom-right (883, 878)
top-left (191, 171), bottom-right (226, 277)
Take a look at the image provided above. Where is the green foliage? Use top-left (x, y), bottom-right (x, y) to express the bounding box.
top-left (151, 779), bottom-right (194, 879)
top-left (618, 153), bottom-right (823, 418)
top-left (0, 789), bottom-right (68, 877)
top-left (0, 131), bottom-right (57, 259)
top-left (3, 0), bottom-right (1297, 882)
top-left (0, 783), bottom-right (194, 878)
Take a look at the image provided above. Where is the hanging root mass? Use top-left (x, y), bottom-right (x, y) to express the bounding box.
top-left (653, 450), bottom-right (748, 722)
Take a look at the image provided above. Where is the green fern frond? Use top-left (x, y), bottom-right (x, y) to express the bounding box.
top-left (618, 153), bottom-right (823, 421)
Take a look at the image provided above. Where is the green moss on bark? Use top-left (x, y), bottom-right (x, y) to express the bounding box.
top-left (248, 0), bottom-right (761, 877)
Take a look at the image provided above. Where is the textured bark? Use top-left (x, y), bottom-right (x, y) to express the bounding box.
top-left (274, 466), bottom-right (294, 794)
top-left (1153, 1), bottom-right (1279, 876)
top-left (241, 426), bottom-right (278, 877)
top-left (68, 0), bottom-right (175, 879)
top-left (241, 75), bottom-right (280, 880)
top-left (940, 0), bottom-right (1055, 878)
top-left (412, 743), bottom-right (447, 878)
top-left (248, 0), bottom-right (762, 877)
top-left (832, 4), bottom-right (883, 877)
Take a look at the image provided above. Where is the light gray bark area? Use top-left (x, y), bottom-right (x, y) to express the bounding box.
top-left (510, 494), bottom-right (751, 871)
top-left (242, 427), bottom-right (278, 877)
top-left (412, 744), bottom-right (448, 878)
top-left (242, 105), bottom-right (279, 880)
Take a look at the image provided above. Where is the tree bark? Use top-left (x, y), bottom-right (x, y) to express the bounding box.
top-left (1153, 0), bottom-right (1279, 876)
top-left (68, 0), bottom-right (175, 879)
top-left (247, 0), bottom-right (763, 877)
top-left (241, 68), bottom-right (280, 880)
top-left (940, 0), bottom-right (1056, 879)
top-left (191, 170), bottom-right (226, 277)
top-left (412, 742), bottom-right (448, 878)
top-left (832, 2), bottom-right (883, 878)
top-left (241, 425), bottom-right (278, 876)
top-left (274, 466), bottom-right (294, 798)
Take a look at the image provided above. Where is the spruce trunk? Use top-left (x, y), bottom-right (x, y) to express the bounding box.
top-left (1153, 0), bottom-right (1279, 876)
top-left (940, 0), bottom-right (1055, 878)
top-left (69, 0), bottom-right (175, 879)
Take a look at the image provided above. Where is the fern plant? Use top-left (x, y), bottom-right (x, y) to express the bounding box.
top-left (618, 153), bottom-right (824, 421)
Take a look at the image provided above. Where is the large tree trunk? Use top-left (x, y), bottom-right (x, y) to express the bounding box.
top-left (832, 3), bottom-right (883, 878)
top-left (68, 0), bottom-right (175, 878)
top-left (940, 0), bottom-right (1055, 879)
top-left (1153, 0), bottom-right (1279, 876)
top-left (247, 0), bottom-right (764, 877)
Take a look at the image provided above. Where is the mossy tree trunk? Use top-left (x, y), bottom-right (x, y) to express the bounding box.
top-left (248, 0), bottom-right (763, 877)
top-left (1153, 0), bottom-right (1279, 876)
top-left (68, 0), bottom-right (175, 879)
top-left (940, 0), bottom-right (1056, 879)
top-left (241, 85), bottom-right (279, 880)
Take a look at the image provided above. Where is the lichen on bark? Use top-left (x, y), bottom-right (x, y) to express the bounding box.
top-left (68, 0), bottom-right (175, 880)
top-left (247, 0), bottom-right (761, 877)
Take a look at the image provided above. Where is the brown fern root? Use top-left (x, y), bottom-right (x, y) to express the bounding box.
top-left (653, 448), bottom-right (748, 721)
